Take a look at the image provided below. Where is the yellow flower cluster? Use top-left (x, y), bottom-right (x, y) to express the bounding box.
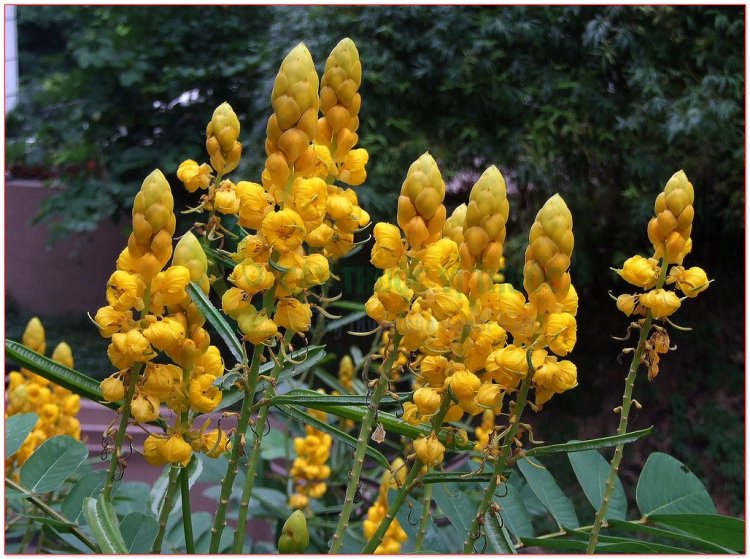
top-left (6, 318), bottom-right (81, 468)
top-left (289, 408), bottom-right (332, 510)
top-left (95, 171), bottom-right (229, 467)
top-left (177, 40), bottom-right (370, 344)
top-left (362, 458), bottom-right (408, 554)
top-left (367, 154), bottom-right (579, 467)
top-left (614, 171), bottom-right (710, 379)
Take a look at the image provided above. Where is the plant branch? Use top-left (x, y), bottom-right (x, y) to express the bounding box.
top-left (180, 461), bottom-right (195, 554)
top-left (414, 483), bottom-right (432, 551)
top-left (152, 464), bottom-right (180, 553)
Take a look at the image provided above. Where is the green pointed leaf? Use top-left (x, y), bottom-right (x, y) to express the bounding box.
top-left (568, 449), bottom-right (627, 520)
top-left (391, 492), bottom-right (419, 552)
top-left (20, 435), bottom-right (89, 494)
top-left (649, 514), bottom-right (744, 553)
top-left (5, 413), bottom-right (38, 458)
top-left (268, 388), bottom-right (408, 407)
top-left (325, 311), bottom-right (367, 333)
top-left (421, 471), bottom-right (495, 484)
top-left (186, 282), bottom-right (244, 364)
top-left (525, 427), bottom-right (653, 458)
top-left (517, 458), bottom-right (579, 529)
top-left (82, 495), bottom-right (128, 553)
top-left (432, 482), bottom-right (477, 540)
top-left (148, 459), bottom-right (202, 517)
top-left (498, 483), bottom-right (534, 540)
top-left (62, 470), bottom-right (107, 523)
top-left (484, 510), bottom-right (516, 553)
top-left (275, 404), bottom-right (389, 468)
top-left (608, 518), bottom-right (737, 553)
top-left (119, 511), bottom-right (159, 553)
top-left (329, 300), bottom-right (366, 312)
top-left (212, 370), bottom-right (242, 390)
top-left (636, 452), bottom-right (716, 516)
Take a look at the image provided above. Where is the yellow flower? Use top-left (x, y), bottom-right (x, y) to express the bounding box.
top-left (143, 434), bottom-right (168, 467)
top-left (419, 355), bottom-right (449, 386)
top-left (413, 387), bottom-right (442, 416)
top-left (106, 271), bottom-right (145, 312)
top-left (213, 180), bottom-right (241, 215)
top-left (374, 268), bottom-right (413, 316)
top-left (396, 307), bottom-right (438, 352)
top-left (233, 234), bottom-right (270, 263)
top-left (176, 159), bottom-right (212, 193)
top-left (479, 283), bottom-right (526, 328)
top-left (485, 346), bottom-right (547, 391)
top-left (261, 209), bottom-right (306, 252)
top-left (236, 181), bottom-right (274, 230)
top-left (667, 266), bottom-right (710, 298)
top-left (100, 376), bottom-right (125, 402)
top-left (221, 287), bottom-right (253, 320)
top-left (274, 298), bottom-right (313, 332)
top-left (301, 253), bottom-right (330, 288)
top-left (560, 284), bottom-right (579, 316)
top-left (305, 222), bottom-right (335, 248)
top-left (141, 363), bottom-right (181, 400)
top-left (107, 329), bottom-right (155, 369)
top-left (445, 369), bottom-right (481, 403)
top-left (413, 434), bottom-right (445, 467)
top-left (616, 294), bottom-right (640, 316)
top-left (39, 403), bottom-right (60, 425)
top-left (534, 358), bottom-right (577, 406)
top-left (364, 294), bottom-right (388, 323)
top-left (131, 391), bottom-right (161, 422)
top-left (615, 255), bottom-right (660, 288)
top-left (206, 102), bottom-right (242, 175)
top-left (194, 346), bottom-right (224, 378)
top-left (311, 144), bottom-right (335, 179)
top-left (289, 177), bottom-right (328, 226)
top-left (94, 306), bottom-right (134, 338)
top-left (543, 313), bottom-right (577, 357)
top-left (639, 289), bottom-right (681, 318)
top-left (422, 238), bottom-right (460, 284)
top-left (371, 222), bottom-right (405, 269)
top-left (229, 261), bottom-right (275, 296)
top-left (189, 374), bottom-right (222, 413)
top-left (647, 170), bottom-right (694, 264)
top-left (338, 148), bottom-right (368, 186)
top-left (159, 433), bottom-right (193, 466)
top-left (201, 429), bottom-right (230, 458)
top-left (289, 493), bottom-right (310, 510)
top-left (22, 317), bottom-right (46, 354)
top-left (143, 316), bottom-right (186, 352)
top-left (237, 309), bottom-right (279, 344)
top-left (475, 383), bottom-right (503, 410)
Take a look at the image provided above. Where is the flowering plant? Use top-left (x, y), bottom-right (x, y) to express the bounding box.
top-left (5, 38), bottom-right (741, 556)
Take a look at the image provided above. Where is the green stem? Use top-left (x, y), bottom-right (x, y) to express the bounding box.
top-left (5, 478), bottom-right (97, 552)
top-left (152, 465), bottom-right (180, 553)
top-left (180, 462), bottom-right (195, 554)
top-left (328, 332), bottom-right (404, 554)
top-left (462, 350), bottom-right (535, 553)
top-left (102, 286), bottom-right (152, 501)
top-left (586, 261), bottom-right (668, 553)
top-left (231, 330), bottom-right (295, 553)
top-left (414, 484), bottom-right (432, 551)
top-left (208, 291), bottom-right (275, 553)
top-left (360, 391), bottom-right (453, 554)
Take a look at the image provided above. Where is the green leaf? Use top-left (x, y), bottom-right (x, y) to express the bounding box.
top-left (649, 514), bottom-right (744, 553)
top-left (391, 493), bottom-right (419, 552)
top-left (13, 513), bottom-right (72, 530)
top-left (6, 340), bottom-right (111, 408)
top-left (82, 495), bottom-right (128, 553)
top-left (259, 427), bottom-right (294, 461)
top-left (525, 427), bottom-right (653, 458)
top-left (148, 459), bottom-right (202, 517)
top-left (421, 471), bottom-right (495, 484)
top-left (186, 282), bottom-right (244, 365)
top-left (119, 512), bottom-right (159, 553)
top-left (484, 510), bottom-right (516, 553)
top-left (5, 413), bottom-right (38, 458)
top-left (608, 518), bottom-right (736, 554)
top-left (329, 300), bottom-right (366, 312)
top-left (516, 458), bottom-right (579, 529)
top-left (432, 482), bottom-right (478, 540)
top-left (268, 388), bottom-right (408, 408)
top-left (325, 311), bottom-right (367, 333)
top-left (275, 404), bottom-right (389, 468)
top-left (112, 481), bottom-right (151, 516)
top-left (212, 370), bottom-right (242, 390)
top-left (62, 470), bottom-right (107, 523)
top-left (498, 483), bottom-right (534, 541)
top-left (20, 435), bottom-right (89, 494)
top-left (568, 449), bottom-right (626, 520)
top-left (636, 452), bottom-right (716, 516)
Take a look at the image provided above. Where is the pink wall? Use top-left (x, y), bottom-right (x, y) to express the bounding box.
top-left (5, 180), bottom-right (128, 314)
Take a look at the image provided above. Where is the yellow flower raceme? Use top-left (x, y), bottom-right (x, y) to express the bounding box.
top-left (397, 152), bottom-right (446, 250)
top-left (206, 102), bottom-right (242, 175)
top-left (177, 159), bottom-right (212, 192)
top-left (523, 194), bottom-right (574, 316)
top-left (639, 289), bottom-right (681, 318)
top-left (647, 170), bottom-right (694, 264)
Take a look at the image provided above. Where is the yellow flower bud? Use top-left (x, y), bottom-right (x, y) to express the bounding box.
top-left (397, 152), bottom-right (446, 250)
top-left (100, 375), bottom-right (125, 402)
top-left (131, 391), bottom-right (161, 423)
top-left (616, 294), bottom-right (640, 316)
top-left (143, 434), bottom-right (168, 467)
top-left (413, 387), bottom-right (442, 416)
top-left (639, 289), bottom-right (681, 318)
top-left (647, 170), bottom-right (694, 264)
top-left (176, 159), bottom-right (212, 193)
top-left (213, 179), bottom-right (241, 215)
top-left (22, 317), bottom-right (46, 354)
top-left (475, 383), bottom-right (503, 410)
top-left (419, 355), bottom-right (449, 386)
top-left (274, 298), bottom-right (313, 332)
top-left (143, 316), bottom-right (186, 352)
top-left (445, 369), bottom-right (481, 402)
top-left (338, 148), bottom-right (368, 186)
top-left (306, 222), bottom-right (335, 248)
top-left (173, 231), bottom-right (209, 293)
top-left (159, 433), bottom-right (193, 466)
top-left (667, 266), bottom-right (710, 298)
top-left (206, 102), bottom-right (242, 174)
top-left (413, 434), bottom-right (445, 468)
top-left (422, 238), bottom-right (460, 284)
top-left (51, 342), bottom-right (74, 369)
top-left (615, 255), bottom-right (660, 288)
top-left (261, 209), bottom-right (306, 253)
top-left (229, 261), bottom-right (275, 296)
top-left (141, 363), bottom-right (180, 400)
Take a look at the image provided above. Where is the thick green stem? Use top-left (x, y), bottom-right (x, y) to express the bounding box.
top-left (414, 484), bottom-right (433, 551)
top-left (231, 331), bottom-right (294, 553)
top-left (328, 332), bottom-right (404, 554)
top-left (463, 352), bottom-right (535, 553)
top-left (152, 465), bottom-right (180, 553)
top-left (586, 261), bottom-right (668, 553)
top-left (361, 391), bottom-right (453, 554)
top-left (6, 478), bottom-right (97, 552)
top-left (180, 462), bottom-right (195, 554)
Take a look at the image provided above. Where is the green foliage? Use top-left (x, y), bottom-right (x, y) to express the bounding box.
top-left (20, 435), bottom-right (89, 494)
top-left (5, 413), bottom-right (38, 458)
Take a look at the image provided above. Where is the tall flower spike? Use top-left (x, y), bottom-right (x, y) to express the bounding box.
top-left (206, 102), bottom-right (242, 175)
top-left (647, 170), bottom-right (695, 264)
top-left (318, 38), bottom-right (363, 164)
top-left (127, 170), bottom-right (177, 281)
top-left (523, 193), bottom-right (574, 316)
top-left (460, 165), bottom-right (509, 274)
top-left (396, 152), bottom-right (446, 251)
top-left (265, 43), bottom-right (320, 197)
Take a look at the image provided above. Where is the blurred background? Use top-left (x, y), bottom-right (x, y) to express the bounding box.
top-left (5, 6), bottom-right (744, 516)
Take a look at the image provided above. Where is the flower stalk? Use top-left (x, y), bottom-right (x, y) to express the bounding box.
top-left (180, 460), bottom-right (196, 554)
top-left (152, 464), bottom-right (181, 553)
top-left (328, 332), bottom-right (403, 554)
top-left (414, 484), bottom-right (432, 551)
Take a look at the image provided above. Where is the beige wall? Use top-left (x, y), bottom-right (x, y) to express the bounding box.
top-left (6, 180), bottom-right (127, 314)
